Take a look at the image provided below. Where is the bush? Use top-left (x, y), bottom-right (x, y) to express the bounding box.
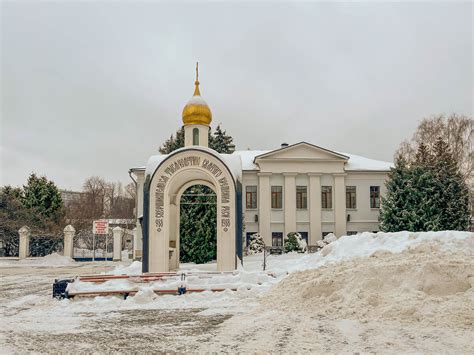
top-left (249, 233), bottom-right (264, 254)
top-left (284, 232), bottom-right (307, 253)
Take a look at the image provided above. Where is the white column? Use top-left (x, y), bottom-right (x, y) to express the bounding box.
top-left (334, 173), bottom-right (347, 237)
top-left (258, 173), bottom-right (271, 246)
top-left (283, 173), bottom-right (297, 236)
top-left (113, 226), bottom-right (123, 261)
top-left (134, 173), bottom-right (144, 260)
top-left (308, 173), bottom-right (322, 243)
top-left (18, 226), bottom-right (30, 259)
top-left (63, 225), bottom-right (75, 258)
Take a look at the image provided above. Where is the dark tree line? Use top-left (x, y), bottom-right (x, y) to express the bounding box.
top-left (0, 174), bottom-right (65, 256)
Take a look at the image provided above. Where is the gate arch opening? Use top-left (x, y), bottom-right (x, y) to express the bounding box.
top-left (177, 183), bottom-right (217, 270)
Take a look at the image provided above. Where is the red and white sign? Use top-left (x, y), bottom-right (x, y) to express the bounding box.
top-left (93, 219), bottom-right (109, 235)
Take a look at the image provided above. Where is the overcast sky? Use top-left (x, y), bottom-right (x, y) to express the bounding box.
top-left (1, 1), bottom-right (472, 191)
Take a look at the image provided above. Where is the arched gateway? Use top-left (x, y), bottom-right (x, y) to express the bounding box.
top-left (142, 64), bottom-right (242, 273)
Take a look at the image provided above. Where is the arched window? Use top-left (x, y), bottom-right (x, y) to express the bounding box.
top-left (193, 128), bottom-right (199, 145)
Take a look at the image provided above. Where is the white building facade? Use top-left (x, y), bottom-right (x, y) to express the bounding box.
top-left (130, 66), bottom-right (392, 272)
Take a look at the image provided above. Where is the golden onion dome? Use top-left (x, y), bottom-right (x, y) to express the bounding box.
top-left (182, 63), bottom-right (212, 126)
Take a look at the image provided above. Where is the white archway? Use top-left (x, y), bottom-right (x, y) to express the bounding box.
top-left (144, 148), bottom-right (240, 272)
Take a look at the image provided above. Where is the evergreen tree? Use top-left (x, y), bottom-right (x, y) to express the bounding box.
top-left (21, 173), bottom-right (64, 222)
top-left (179, 185), bottom-right (217, 263)
top-left (431, 137), bottom-right (470, 230)
top-left (0, 177), bottom-right (65, 256)
top-left (379, 156), bottom-right (413, 232)
top-left (158, 125), bottom-right (234, 154)
top-left (380, 139), bottom-right (470, 232)
top-left (209, 125), bottom-right (234, 153)
top-left (158, 127), bottom-right (185, 154)
top-left (158, 125), bottom-right (235, 263)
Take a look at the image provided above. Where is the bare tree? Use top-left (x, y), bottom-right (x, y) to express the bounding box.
top-left (396, 113), bottom-right (473, 185)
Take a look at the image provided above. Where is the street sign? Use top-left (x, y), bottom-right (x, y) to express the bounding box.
top-left (93, 219), bottom-right (109, 235)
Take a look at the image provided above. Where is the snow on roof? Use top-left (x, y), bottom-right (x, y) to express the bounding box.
top-left (232, 150), bottom-right (270, 170)
top-left (232, 149), bottom-right (392, 172)
top-left (338, 152), bottom-right (393, 171)
top-left (134, 148), bottom-right (393, 177)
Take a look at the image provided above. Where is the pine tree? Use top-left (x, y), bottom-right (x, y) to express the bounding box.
top-left (379, 156), bottom-right (414, 232)
top-left (21, 173), bottom-right (64, 222)
top-left (380, 138), bottom-right (470, 232)
top-left (179, 184), bottom-right (217, 263)
top-left (431, 137), bottom-right (470, 230)
top-left (210, 125), bottom-right (234, 153)
top-left (158, 127), bottom-right (185, 154)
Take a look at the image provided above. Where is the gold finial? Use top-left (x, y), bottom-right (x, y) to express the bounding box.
top-left (194, 61), bottom-right (200, 96)
top-left (182, 62), bottom-right (212, 126)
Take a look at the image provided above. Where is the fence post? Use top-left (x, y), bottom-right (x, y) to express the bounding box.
top-left (113, 226), bottom-right (123, 261)
top-left (132, 227), bottom-right (138, 260)
top-left (63, 225), bottom-right (75, 259)
top-left (18, 226), bottom-right (31, 259)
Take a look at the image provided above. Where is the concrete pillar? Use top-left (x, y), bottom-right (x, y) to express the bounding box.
top-left (334, 173), bottom-right (347, 237)
top-left (113, 226), bottom-right (123, 261)
top-left (258, 172), bottom-right (271, 245)
top-left (18, 226), bottom-right (31, 259)
top-left (283, 173), bottom-right (297, 236)
top-left (308, 173), bottom-right (322, 243)
top-left (63, 225), bottom-right (75, 258)
top-left (132, 227), bottom-right (139, 260)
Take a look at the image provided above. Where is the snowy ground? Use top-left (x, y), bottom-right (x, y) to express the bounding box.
top-left (1, 231), bottom-right (473, 353)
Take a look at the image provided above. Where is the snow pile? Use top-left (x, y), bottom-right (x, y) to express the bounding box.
top-left (262, 236), bottom-right (474, 328)
top-left (212, 235), bottom-right (473, 353)
top-left (63, 231), bottom-right (472, 318)
top-left (285, 231), bottom-right (473, 273)
top-left (110, 260), bottom-right (142, 275)
top-left (0, 253), bottom-right (76, 267)
top-left (31, 253), bottom-right (76, 266)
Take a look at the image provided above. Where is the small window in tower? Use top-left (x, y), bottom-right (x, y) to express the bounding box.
top-left (193, 128), bottom-right (199, 145)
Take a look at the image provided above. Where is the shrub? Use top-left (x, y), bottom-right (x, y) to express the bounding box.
top-left (249, 233), bottom-right (264, 254)
top-left (284, 232), bottom-right (307, 253)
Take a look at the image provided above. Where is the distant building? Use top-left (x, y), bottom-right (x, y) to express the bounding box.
top-left (60, 190), bottom-right (85, 207)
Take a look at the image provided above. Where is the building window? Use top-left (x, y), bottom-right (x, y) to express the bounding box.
top-left (271, 186), bottom-right (283, 209)
top-left (245, 232), bottom-right (255, 247)
top-left (246, 186), bottom-right (257, 209)
top-left (370, 186), bottom-right (380, 208)
top-left (321, 186), bottom-right (332, 209)
top-left (347, 231), bottom-right (358, 236)
top-left (192, 128), bottom-right (199, 145)
top-left (296, 186), bottom-right (307, 209)
top-left (322, 231), bottom-right (333, 237)
top-left (298, 232), bottom-right (308, 244)
top-left (272, 232), bottom-right (283, 246)
top-left (346, 186), bottom-right (356, 209)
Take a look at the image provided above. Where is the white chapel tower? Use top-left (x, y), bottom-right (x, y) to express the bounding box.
top-left (182, 62), bottom-right (212, 147)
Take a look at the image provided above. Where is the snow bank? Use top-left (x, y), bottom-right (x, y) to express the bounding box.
top-left (110, 260), bottom-right (142, 275)
top-left (64, 231), bottom-right (473, 312)
top-left (262, 234), bottom-right (474, 327)
top-left (0, 253), bottom-right (76, 267)
top-left (284, 231), bottom-right (473, 273)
